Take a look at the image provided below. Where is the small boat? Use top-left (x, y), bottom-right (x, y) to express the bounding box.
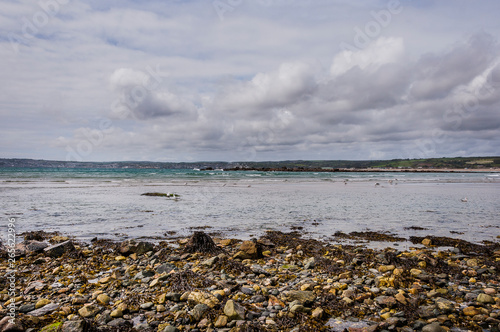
top-left (193, 168), bottom-right (201, 171)
top-left (461, 197), bottom-right (468, 202)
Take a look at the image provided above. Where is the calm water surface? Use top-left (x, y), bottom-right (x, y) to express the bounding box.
top-left (0, 168), bottom-right (499, 246)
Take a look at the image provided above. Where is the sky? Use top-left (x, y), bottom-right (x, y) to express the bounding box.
top-left (1, 0), bottom-right (500, 162)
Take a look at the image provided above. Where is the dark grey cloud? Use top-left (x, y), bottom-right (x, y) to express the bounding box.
top-left (409, 33), bottom-right (497, 100)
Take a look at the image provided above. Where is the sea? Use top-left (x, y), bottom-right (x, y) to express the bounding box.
top-left (1, 168), bottom-right (499, 248)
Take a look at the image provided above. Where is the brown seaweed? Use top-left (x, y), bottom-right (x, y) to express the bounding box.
top-left (183, 231), bottom-right (224, 255)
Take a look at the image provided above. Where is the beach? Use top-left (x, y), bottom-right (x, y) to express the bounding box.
top-left (1, 229), bottom-right (499, 331)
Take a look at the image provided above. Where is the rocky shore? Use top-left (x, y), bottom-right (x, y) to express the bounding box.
top-left (223, 167), bottom-right (500, 174)
top-left (1, 230), bottom-right (499, 332)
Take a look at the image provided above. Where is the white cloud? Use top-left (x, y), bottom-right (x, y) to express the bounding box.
top-left (216, 61), bottom-right (317, 112)
top-left (330, 37), bottom-right (405, 77)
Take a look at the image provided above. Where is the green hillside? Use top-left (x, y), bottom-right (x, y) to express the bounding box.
top-left (1, 157), bottom-right (499, 170)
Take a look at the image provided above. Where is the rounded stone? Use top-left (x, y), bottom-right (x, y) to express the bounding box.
top-left (422, 322), bottom-right (446, 332)
top-left (35, 299), bottom-right (51, 309)
top-left (97, 294), bottom-right (110, 305)
top-left (477, 293), bottom-right (495, 304)
top-left (78, 304), bottom-right (100, 318)
top-left (110, 308), bottom-right (123, 318)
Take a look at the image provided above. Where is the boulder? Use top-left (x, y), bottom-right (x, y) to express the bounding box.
top-left (422, 322), bottom-right (446, 332)
top-left (418, 305), bottom-right (438, 319)
top-left (35, 299), bottom-right (50, 309)
top-left (61, 320), bottom-right (86, 332)
top-left (78, 304), bottom-right (100, 318)
top-left (96, 294), bottom-right (110, 305)
top-left (25, 241), bottom-right (49, 253)
top-left (290, 304), bottom-right (309, 313)
top-left (238, 240), bottom-right (262, 259)
top-left (110, 308), bottom-right (123, 318)
top-left (191, 303), bottom-right (209, 321)
top-left (312, 307), bottom-right (324, 319)
top-left (374, 296), bottom-right (397, 307)
top-left (44, 240), bottom-right (75, 258)
top-left (214, 315), bottom-right (228, 327)
top-left (29, 303), bottom-right (60, 317)
top-left (224, 300), bottom-right (246, 321)
top-left (119, 240), bottom-right (154, 256)
top-left (0, 316), bottom-right (24, 332)
top-left (201, 256), bottom-right (219, 267)
top-left (19, 304), bottom-right (36, 314)
top-left (283, 290), bottom-right (316, 305)
top-left (435, 297), bottom-right (455, 313)
top-left (188, 292), bottom-right (219, 308)
top-left (463, 306), bottom-right (480, 316)
top-left (477, 293), bottom-right (495, 304)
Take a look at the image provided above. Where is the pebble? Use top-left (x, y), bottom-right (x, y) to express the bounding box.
top-left (35, 299), bottom-right (51, 309)
top-left (96, 294), bottom-right (110, 305)
top-left (463, 306), bottom-right (480, 316)
top-left (378, 265), bottom-right (395, 273)
top-left (224, 300), bottom-right (246, 320)
top-left (110, 308), bottom-right (123, 318)
top-left (422, 322), bottom-right (446, 332)
top-left (477, 293), bottom-right (495, 304)
top-left (78, 304), bottom-right (100, 318)
top-left (29, 303), bottom-right (60, 317)
top-left (191, 303), bottom-right (209, 321)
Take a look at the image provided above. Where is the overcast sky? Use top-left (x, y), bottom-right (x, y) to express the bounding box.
top-left (1, 0), bottom-right (500, 162)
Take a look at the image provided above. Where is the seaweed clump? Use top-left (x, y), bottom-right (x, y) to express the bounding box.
top-left (212, 256), bottom-right (251, 276)
top-left (334, 231), bottom-right (406, 242)
top-left (404, 226), bottom-right (429, 231)
top-left (167, 270), bottom-right (214, 292)
top-left (260, 231), bottom-right (327, 256)
top-left (183, 231), bottom-right (223, 255)
top-left (23, 230), bottom-right (60, 241)
top-left (320, 293), bottom-right (364, 320)
top-left (314, 256), bottom-right (348, 275)
top-left (141, 192), bottom-right (179, 198)
top-left (90, 238), bottom-right (121, 253)
top-left (410, 235), bottom-right (500, 255)
top-left (274, 312), bottom-right (318, 331)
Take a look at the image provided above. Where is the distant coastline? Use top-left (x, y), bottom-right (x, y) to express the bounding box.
top-left (1, 156), bottom-right (499, 172)
top-left (223, 167), bottom-right (500, 173)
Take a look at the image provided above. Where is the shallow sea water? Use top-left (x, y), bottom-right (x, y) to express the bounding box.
top-left (0, 168), bottom-right (499, 247)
